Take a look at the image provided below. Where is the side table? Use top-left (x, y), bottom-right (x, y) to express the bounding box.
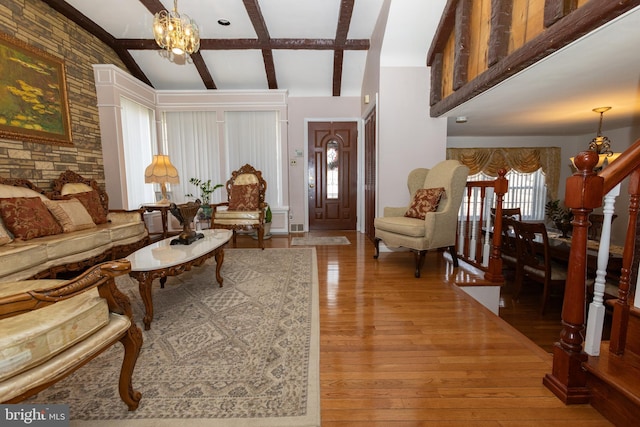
top-left (141, 203), bottom-right (174, 239)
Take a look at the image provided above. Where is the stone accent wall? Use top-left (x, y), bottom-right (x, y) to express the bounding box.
top-left (0, 0), bottom-right (128, 191)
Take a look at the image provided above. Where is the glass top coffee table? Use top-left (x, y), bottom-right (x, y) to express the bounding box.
top-left (126, 229), bottom-right (232, 330)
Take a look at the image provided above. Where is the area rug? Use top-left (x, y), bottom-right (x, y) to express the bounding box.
top-left (291, 236), bottom-right (350, 246)
top-left (27, 248), bottom-right (320, 427)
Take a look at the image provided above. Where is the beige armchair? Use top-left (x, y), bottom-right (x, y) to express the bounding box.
top-left (211, 164), bottom-right (267, 249)
top-left (373, 160), bottom-right (469, 277)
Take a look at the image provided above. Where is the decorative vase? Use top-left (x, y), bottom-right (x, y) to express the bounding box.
top-left (169, 201), bottom-right (205, 245)
top-left (201, 204), bottom-right (213, 219)
top-left (555, 221), bottom-right (572, 238)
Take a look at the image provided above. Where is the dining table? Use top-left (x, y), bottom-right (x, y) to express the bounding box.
top-left (545, 230), bottom-right (623, 284)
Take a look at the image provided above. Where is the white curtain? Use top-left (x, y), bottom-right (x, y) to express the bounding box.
top-left (163, 111), bottom-right (225, 204)
top-left (224, 111), bottom-right (281, 206)
top-left (120, 96), bottom-right (156, 209)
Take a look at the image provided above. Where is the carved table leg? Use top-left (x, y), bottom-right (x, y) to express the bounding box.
top-left (130, 271), bottom-right (155, 331)
top-left (215, 248), bottom-right (224, 287)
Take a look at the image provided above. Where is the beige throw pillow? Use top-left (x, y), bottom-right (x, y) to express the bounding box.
top-left (0, 217), bottom-right (13, 246)
top-left (45, 199), bottom-right (97, 233)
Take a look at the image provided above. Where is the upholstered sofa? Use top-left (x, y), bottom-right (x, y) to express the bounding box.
top-left (0, 260), bottom-right (142, 410)
top-left (0, 171), bottom-right (148, 282)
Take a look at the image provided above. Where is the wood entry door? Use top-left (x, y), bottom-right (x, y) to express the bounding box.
top-left (308, 121), bottom-right (358, 230)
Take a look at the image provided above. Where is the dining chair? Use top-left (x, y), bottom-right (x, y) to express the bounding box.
top-left (588, 213), bottom-right (618, 241)
top-left (499, 216), bottom-right (519, 280)
top-left (490, 207), bottom-right (522, 221)
top-left (512, 220), bottom-right (567, 314)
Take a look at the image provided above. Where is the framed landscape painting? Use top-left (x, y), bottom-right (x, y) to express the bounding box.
top-left (0, 32), bottom-right (72, 146)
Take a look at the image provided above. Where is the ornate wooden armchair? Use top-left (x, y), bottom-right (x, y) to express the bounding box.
top-left (211, 164), bottom-right (267, 249)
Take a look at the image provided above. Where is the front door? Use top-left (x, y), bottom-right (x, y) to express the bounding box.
top-left (308, 121), bottom-right (358, 230)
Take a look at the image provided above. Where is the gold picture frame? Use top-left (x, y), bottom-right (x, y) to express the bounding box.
top-left (0, 32), bottom-right (72, 146)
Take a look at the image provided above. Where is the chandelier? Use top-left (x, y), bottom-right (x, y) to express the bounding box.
top-left (570, 106), bottom-right (620, 170)
top-left (153, 0), bottom-right (200, 60)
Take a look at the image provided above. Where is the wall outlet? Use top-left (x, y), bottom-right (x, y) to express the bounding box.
top-left (290, 159), bottom-right (297, 166)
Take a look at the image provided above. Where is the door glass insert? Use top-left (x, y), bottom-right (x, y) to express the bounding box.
top-left (326, 139), bottom-right (339, 199)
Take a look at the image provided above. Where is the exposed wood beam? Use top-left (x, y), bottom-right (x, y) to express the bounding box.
top-left (488, 0), bottom-right (513, 66)
top-left (40, 0), bottom-right (152, 86)
top-left (430, 0), bottom-right (640, 117)
top-left (138, 0), bottom-right (164, 15)
top-left (191, 52), bottom-right (216, 89)
top-left (453, 0), bottom-right (471, 91)
top-left (243, 0), bottom-right (277, 89)
top-left (544, 0), bottom-right (578, 27)
top-left (427, 0), bottom-right (458, 66)
top-left (333, 0), bottom-right (355, 96)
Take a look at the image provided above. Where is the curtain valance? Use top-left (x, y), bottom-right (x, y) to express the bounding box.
top-left (446, 147), bottom-right (561, 200)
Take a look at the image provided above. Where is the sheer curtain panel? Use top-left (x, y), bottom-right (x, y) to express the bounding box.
top-left (120, 96), bottom-right (156, 209)
top-left (163, 111), bottom-right (224, 204)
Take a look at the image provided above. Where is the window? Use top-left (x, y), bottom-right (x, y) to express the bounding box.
top-left (225, 111), bottom-right (281, 206)
top-left (466, 168), bottom-right (547, 220)
top-left (120, 96), bottom-right (156, 208)
top-left (163, 111), bottom-right (223, 204)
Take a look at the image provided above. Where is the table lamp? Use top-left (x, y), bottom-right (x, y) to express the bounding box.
top-left (144, 154), bottom-right (180, 205)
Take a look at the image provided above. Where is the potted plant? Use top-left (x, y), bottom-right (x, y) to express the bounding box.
top-left (545, 199), bottom-right (573, 238)
top-left (185, 178), bottom-right (223, 219)
top-left (252, 204), bottom-right (272, 240)
top-left (264, 204), bottom-right (272, 238)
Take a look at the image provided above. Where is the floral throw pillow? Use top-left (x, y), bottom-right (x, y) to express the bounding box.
top-left (67, 191), bottom-right (108, 224)
top-left (404, 187), bottom-right (446, 220)
top-left (0, 197), bottom-right (63, 240)
top-left (228, 183), bottom-right (259, 211)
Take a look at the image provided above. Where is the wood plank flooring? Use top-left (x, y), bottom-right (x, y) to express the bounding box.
top-left (233, 230), bottom-right (611, 426)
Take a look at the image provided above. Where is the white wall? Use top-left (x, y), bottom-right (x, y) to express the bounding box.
top-left (374, 0), bottom-right (449, 212)
top-left (377, 66), bottom-right (447, 211)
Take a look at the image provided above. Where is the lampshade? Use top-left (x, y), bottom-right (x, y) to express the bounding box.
top-left (145, 154), bottom-right (179, 204)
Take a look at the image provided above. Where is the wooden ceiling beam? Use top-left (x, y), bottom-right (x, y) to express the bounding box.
top-left (41, 0), bottom-right (152, 86)
top-left (243, 0), bottom-right (277, 89)
top-left (333, 0), bottom-right (355, 96)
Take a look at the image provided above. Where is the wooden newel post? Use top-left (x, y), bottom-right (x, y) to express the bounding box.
top-left (485, 169), bottom-right (508, 282)
top-left (543, 151), bottom-right (603, 404)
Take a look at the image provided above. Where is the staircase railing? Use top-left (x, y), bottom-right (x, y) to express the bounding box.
top-left (543, 138), bottom-right (640, 404)
top-left (456, 169), bottom-right (508, 283)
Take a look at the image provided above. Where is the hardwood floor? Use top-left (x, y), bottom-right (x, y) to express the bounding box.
top-left (233, 230), bottom-right (612, 426)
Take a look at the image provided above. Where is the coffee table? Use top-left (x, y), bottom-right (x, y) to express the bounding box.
top-left (126, 229), bottom-right (232, 330)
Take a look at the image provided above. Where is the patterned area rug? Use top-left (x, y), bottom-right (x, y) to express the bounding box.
top-left (27, 248), bottom-right (320, 427)
top-left (291, 236), bottom-right (350, 246)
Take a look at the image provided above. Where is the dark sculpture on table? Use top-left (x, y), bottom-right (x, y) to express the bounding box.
top-left (169, 200), bottom-right (204, 245)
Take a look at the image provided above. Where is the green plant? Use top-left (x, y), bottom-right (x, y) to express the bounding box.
top-left (185, 178), bottom-right (223, 205)
top-left (264, 204), bottom-right (272, 223)
top-left (545, 199), bottom-right (572, 225)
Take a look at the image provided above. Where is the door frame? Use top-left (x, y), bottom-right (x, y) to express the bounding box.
top-left (303, 117), bottom-right (365, 232)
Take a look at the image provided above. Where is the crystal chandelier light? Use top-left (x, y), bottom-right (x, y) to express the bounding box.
top-left (153, 0), bottom-right (200, 61)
